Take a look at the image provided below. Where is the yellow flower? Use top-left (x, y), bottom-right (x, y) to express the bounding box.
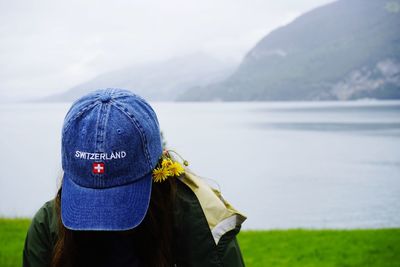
top-left (161, 158), bottom-right (173, 168)
top-left (152, 167), bottom-right (171, 183)
top-left (168, 161), bottom-right (185, 176)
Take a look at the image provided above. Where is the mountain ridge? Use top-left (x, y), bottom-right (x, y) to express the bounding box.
top-left (178, 0), bottom-right (400, 101)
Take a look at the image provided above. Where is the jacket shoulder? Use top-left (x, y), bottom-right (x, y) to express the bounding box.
top-left (23, 199), bottom-right (58, 267)
top-left (174, 171), bottom-right (246, 267)
top-left (178, 170), bottom-right (246, 244)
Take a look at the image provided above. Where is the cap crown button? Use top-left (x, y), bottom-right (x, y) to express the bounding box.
top-left (100, 94), bottom-right (111, 102)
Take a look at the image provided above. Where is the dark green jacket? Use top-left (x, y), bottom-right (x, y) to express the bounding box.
top-left (23, 178), bottom-right (245, 267)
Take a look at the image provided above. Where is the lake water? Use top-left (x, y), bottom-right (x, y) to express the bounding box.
top-left (0, 101), bottom-right (399, 229)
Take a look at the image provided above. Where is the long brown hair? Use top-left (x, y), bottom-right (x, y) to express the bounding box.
top-left (51, 175), bottom-right (177, 267)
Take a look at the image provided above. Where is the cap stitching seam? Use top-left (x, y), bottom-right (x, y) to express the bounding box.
top-left (110, 100), bottom-right (153, 170)
top-left (111, 100), bottom-right (152, 169)
top-left (97, 103), bottom-right (108, 150)
top-left (94, 102), bottom-right (103, 153)
top-left (63, 101), bottom-right (100, 135)
top-left (102, 102), bottom-right (112, 149)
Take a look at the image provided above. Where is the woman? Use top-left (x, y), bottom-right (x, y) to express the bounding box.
top-left (23, 88), bottom-right (246, 267)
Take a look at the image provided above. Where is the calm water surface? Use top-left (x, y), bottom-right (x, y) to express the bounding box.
top-left (0, 101), bottom-right (399, 229)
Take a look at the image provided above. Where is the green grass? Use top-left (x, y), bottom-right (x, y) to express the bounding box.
top-left (238, 229), bottom-right (400, 267)
top-left (0, 218), bottom-right (31, 267)
top-left (1, 219), bottom-right (399, 267)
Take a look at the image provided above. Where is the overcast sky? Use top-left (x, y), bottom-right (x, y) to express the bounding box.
top-left (0, 0), bottom-right (334, 100)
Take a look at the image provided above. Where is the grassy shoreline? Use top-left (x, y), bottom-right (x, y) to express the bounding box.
top-left (1, 218), bottom-right (399, 267)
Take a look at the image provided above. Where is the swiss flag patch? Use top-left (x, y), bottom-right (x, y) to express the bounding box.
top-left (92, 162), bottom-right (105, 174)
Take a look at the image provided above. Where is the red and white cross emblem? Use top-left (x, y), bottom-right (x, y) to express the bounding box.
top-left (92, 162), bottom-right (105, 174)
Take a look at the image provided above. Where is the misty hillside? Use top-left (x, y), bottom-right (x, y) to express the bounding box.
top-left (44, 53), bottom-right (235, 102)
top-left (178, 0), bottom-right (400, 101)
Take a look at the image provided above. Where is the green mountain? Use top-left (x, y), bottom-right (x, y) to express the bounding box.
top-left (178, 0), bottom-right (400, 101)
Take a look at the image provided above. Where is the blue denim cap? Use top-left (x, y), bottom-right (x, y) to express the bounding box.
top-left (61, 88), bottom-right (163, 230)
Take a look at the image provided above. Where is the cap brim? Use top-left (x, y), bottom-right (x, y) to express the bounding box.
top-left (61, 172), bottom-right (152, 231)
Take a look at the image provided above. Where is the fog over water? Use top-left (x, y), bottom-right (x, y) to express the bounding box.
top-left (0, 0), bottom-right (335, 101)
top-left (0, 101), bottom-right (399, 229)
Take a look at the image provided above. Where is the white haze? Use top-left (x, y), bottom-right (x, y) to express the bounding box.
top-left (0, 0), bottom-right (335, 101)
